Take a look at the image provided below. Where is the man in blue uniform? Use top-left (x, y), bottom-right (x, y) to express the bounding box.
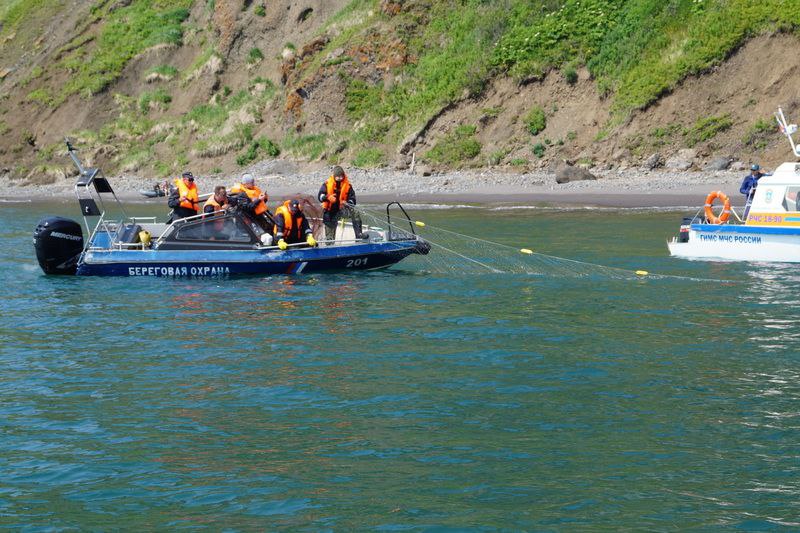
top-left (740, 164), bottom-right (764, 218)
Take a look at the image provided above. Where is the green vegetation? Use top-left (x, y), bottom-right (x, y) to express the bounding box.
top-left (0, 0), bottom-right (60, 35)
top-left (425, 125), bottom-right (482, 166)
top-left (58, 1), bottom-right (191, 102)
top-left (118, 148), bottom-right (153, 172)
top-left (184, 47), bottom-right (218, 80)
top-left (493, 0), bottom-right (800, 113)
top-left (488, 148), bottom-right (510, 166)
top-left (563, 66), bottom-right (578, 85)
top-left (185, 82), bottom-right (275, 131)
top-left (254, 4), bottom-right (266, 17)
top-left (20, 66), bottom-right (44, 88)
top-left (247, 47), bottom-right (264, 64)
top-left (307, 0), bottom-right (800, 163)
top-left (139, 89), bottom-right (172, 113)
top-left (26, 88), bottom-right (53, 107)
top-left (684, 114), bottom-right (732, 147)
top-left (510, 158), bottom-right (528, 166)
top-left (186, 103), bottom-right (228, 129)
top-left (147, 65), bottom-right (178, 79)
top-left (353, 147), bottom-right (384, 167)
top-left (743, 118), bottom-right (776, 149)
top-left (532, 142), bottom-right (546, 158)
top-left (236, 137), bottom-right (280, 166)
top-left (345, 78), bottom-right (383, 121)
top-left (524, 106), bottom-right (547, 136)
top-left (282, 133), bottom-right (328, 161)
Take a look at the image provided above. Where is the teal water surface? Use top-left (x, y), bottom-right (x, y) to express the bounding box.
top-left (1, 201), bottom-right (799, 529)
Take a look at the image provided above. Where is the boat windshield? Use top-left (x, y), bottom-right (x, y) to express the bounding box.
top-left (173, 213), bottom-right (257, 243)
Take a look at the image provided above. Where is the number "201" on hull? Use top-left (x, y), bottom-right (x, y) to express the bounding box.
top-left (346, 258), bottom-right (368, 267)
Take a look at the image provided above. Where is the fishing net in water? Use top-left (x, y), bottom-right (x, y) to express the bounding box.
top-left (356, 206), bottom-right (715, 282)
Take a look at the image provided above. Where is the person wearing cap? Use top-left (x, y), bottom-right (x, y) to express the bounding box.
top-left (230, 173), bottom-right (272, 231)
top-left (273, 198), bottom-right (316, 250)
top-left (167, 171), bottom-right (200, 221)
top-left (740, 164), bottom-right (766, 218)
top-left (318, 165), bottom-right (363, 242)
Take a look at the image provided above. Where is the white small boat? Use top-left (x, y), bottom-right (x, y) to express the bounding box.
top-left (668, 108), bottom-right (800, 263)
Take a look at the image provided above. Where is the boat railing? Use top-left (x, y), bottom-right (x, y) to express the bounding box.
top-left (130, 216), bottom-right (158, 224)
top-left (776, 107), bottom-right (800, 158)
top-left (686, 204), bottom-right (745, 225)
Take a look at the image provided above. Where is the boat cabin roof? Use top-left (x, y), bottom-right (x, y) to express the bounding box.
top-left (754, 162), bottom-right (800, 187)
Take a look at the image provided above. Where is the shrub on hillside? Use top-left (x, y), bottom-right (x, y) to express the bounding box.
top-left (425, 125), bottom-right (482, 166)
top-left (524, 107), bottom-right (546, 136)
top-left (353, 148), bottom-right (384, 167)
top-left (743, 119), bottom-right (776, 150)
top-left (139, 89), bottom-right (171, 113)
top-left (247, 47), bottom-right (264, 64)
top-left (683, 114), bottom-right (733, 147)
top-left (563, 66), bottom-right (578, 85)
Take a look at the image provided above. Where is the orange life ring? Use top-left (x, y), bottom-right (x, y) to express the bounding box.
top-left (704, 190), bottom-right (731, 224)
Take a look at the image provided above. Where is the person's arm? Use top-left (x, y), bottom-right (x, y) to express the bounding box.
top-left (318, 183), bottom-right (328, 203)
top-left (236, 192), bottom-right (254, 210)
top-left (300, 216), bottom-right (312, 235)
top-left (301, 217), bottom-right (316, 246)
top-left (740, 177), bottom-right (752, 196)
top-left (203, 204), bottom-right (216, 214)
top-left (167, 189), bottom-right (180, 209)
top-left (273, 213), bottom-right (289, 249)
top-left (273, 212), bottom-right (286, 239)
top-left (347, 187), bottom-right (356, 206)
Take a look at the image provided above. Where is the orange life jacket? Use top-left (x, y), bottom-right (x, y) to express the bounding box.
top-left (203, 195), bottom-right (227, 230)
top-left (321, 176), bottom-right (352, 212)
top-left (203, 195), bottom-right (226, 213)
top-left (231, 182), bottom-right (267, 215)
top-left (174, 178), bottom-right (199, 213)
top-left (274, 200), bottom-right (306, 243)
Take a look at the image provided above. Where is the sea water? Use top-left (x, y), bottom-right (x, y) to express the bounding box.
top-left (1, 201), bottom-right (799, 529)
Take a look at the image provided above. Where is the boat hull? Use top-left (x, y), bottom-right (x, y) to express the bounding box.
top-left (668, 223), bottom-right (800, 262)
top-left (76, 241), bottom-right (422, 276)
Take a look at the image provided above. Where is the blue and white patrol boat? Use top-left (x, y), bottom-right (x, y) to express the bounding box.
top-left (33, 141), bottom-right (430, 277)
top-left (668, 108), bottom-right (800, 263)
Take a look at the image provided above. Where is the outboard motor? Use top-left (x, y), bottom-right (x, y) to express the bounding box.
top-left (33, 217), bottom-right (84, 275)
top-left (677, 216), bottom-right (693, 243)
top-left (414, 238), bottom-right (432, 255)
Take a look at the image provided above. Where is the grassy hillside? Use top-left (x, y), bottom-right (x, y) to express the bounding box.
top-left (0, 0), bottom-right (797, 179)
top-left (330, 0), bottom-right (800, 151)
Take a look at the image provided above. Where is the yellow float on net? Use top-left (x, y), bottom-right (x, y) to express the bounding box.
top-left (635, 270), bottom-right (649, 276)
top-left (520, 248), bottom-right (533, 254)
top-left (415, 221), bottom-right (426, 227)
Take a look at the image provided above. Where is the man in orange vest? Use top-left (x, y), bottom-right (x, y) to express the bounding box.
top-left (203, 185), bottom-right (229, 215)
top-left (317, 165), bottom-right (363, 242)
top-left (274, 199), bottom-right (317, 250)
top-left (167, 171), bottom-right (200, 221)
top-left (201, 185), bottom-right (230, 239)
top-left (230, 173), bottom-right (272, 231)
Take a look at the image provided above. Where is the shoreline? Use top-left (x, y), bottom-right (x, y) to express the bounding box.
top-left (1, 167), bottom-right (748, 209)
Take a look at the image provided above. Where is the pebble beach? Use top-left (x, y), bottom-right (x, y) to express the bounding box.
top-left (2, 160), bottom-right (748, 209)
